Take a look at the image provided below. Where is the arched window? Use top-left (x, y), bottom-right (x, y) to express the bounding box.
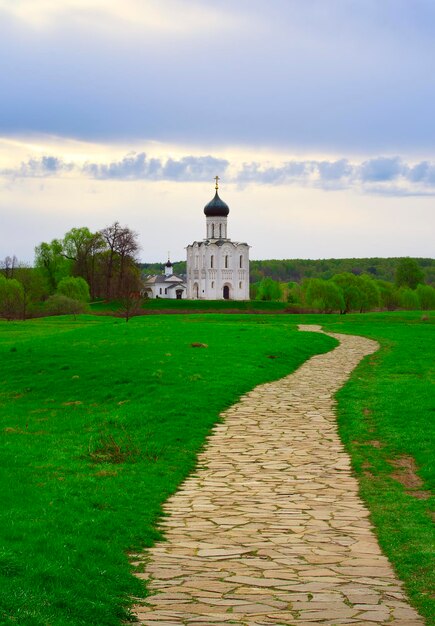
top-left (239, 281), bottom-right (242, 289)
top-left (239, 255), bottom-right (243, 268)
top-left (225, 255), bottom-right (228, 269)
top-left (211, 223), bottom-right (215, 238)
top-left (219, 223), bottom-right (222, 238)
top-left (211, 281), bottom-right (215, 288)
top-left (210, 255), bottom-right (214, 268)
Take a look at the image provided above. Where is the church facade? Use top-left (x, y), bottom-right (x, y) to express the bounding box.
top-left (186, 179), bottom-right (250, 300)
top-left (141, 260), bottom-right (187, 299)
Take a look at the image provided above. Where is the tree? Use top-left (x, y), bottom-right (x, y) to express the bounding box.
top-left (99, 222), bottom-right (140, 300)
top-left (0, 276), bottom-right (24, 320)
top-left (286, 281), bottom-right (303, 304)
top-left (331, 273), bottom-right (362, 313)
top-left (255, 277), bottom-right (282, 301)
top-left (398, 287), bottom-right (420, 310)
top-left (57, 276), bottom-right (90, 302)
top-left (357, 275), bottom-right (380, 312)
top-left (62, 227), bottom-right (104, 298)
top-left (304, 279), bottom-right (344, 313)
top-left (14, 266), bottom-right (48, 319)
top-left (118, 267), bottom-right (143, 322)
top-left (35, 240), bottom-right (71, 293)
top-left (0, 255), bottom-right (18, 278)
top-left (376, 280), bottom-right (399, 311)
top-left (416, 284), bottom-right (435, 310)
top-left (395, 258), bottom-right (424, 289)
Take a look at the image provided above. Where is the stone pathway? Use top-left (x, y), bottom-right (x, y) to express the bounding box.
top-left (132, 326), bottom-right (423, 625)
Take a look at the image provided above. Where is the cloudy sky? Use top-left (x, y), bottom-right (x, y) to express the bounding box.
top-left (1, 0), bottom-right (434, 263)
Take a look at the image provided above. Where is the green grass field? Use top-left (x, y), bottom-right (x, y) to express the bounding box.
top-left (89, 298), bottom-right (288, 313)
top-left (0, 314), bottom-right (335, 626)
top-left (0, 312), bottom-right (433, 625)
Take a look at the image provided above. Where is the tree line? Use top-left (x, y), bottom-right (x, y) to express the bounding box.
top-left (249, 257), bottom-right (435, 285)
top-left (251, 258), bottom-right (435, 312)
top-left (0, 223), bottom-right (141, 320)
top-left (141, 256), bottom-right (435, 286)
top-left (1, 226), bottom-right (434, 319)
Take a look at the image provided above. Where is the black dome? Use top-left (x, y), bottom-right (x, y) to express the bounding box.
top-left (204, 191), bottom-right (229, 217)
top-left (165, 260), bottom-right (173, 267)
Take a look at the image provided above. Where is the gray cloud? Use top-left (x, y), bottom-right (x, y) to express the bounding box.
top-left (83, 153), bottom-right (229, 181)
top-left (359, 157), bottom-right (407, 182)
top-left (3, 152), bottom-right (435, 196)
top-left (6, 155), bottom-right (73, 177)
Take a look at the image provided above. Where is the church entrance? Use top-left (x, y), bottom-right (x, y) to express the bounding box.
top-left (223, 285), bottom-right (230, 300)
top-left (193, 283), bottom-right (199, 299)
top-left (176, 289), bottom-right (183, 299)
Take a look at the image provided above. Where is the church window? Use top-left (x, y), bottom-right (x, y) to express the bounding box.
top-left (225, 255), bottom-right (228, 268)
top-left (165, 288), bottom-right (167, 294)
top-left (159, 288), bottom-right (162, 294)
top-left (239, 255), bottom-right (243, 268)
top-left (211, 281), bottom-right (215, 288)
top-left (210, 255), bottom-right (214, 268)
top-left (239, 281), bottom-right (242, 289)
top-left (211, 223), bottom-right (215, 238)
top-left (219, 223), bottom-right (222, 238)
top-left (195, 255), bottom-right (199, 269)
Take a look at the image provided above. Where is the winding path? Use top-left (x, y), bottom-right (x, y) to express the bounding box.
top-left (132, 326), bottom-right (423, 625)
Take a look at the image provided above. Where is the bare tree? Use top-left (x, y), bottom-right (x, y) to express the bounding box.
top-left (99, 222), bottom-right (140, 300)
top-left (0, 255), bottom-right (18, 278)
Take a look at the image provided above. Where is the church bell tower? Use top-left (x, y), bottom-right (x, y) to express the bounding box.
top-left (186, 178), bottom-right (250, 300)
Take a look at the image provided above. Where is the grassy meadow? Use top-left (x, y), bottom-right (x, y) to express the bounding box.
top-left (0, 311), bottom-right (433, 625)
top-left (0, 314), bottom-right (335, 626)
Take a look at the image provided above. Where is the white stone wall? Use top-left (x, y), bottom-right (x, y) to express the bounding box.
top-left (186, 241), bottom-right (250, 300)
top-left (206, 216), bottom-right (228, 240)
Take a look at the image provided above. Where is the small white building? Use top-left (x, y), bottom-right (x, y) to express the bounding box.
top-left (142, 260), bottom-right (187, 299)
top-left (186, 179), bottom-right (250, 300)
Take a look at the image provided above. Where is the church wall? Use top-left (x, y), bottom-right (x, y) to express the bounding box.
top-left (186, 241), bottom-right (250, 300)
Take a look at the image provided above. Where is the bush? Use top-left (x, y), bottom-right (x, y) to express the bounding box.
top-left (45, 294), bottom-right (88, 316)
top-left (57, 276), bottom-right (90, 302)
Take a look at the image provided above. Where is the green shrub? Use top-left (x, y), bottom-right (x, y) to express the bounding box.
top-left (57, 276), bottom-right (90, 302)
top-left (45, 294), bottom-right (88, 316)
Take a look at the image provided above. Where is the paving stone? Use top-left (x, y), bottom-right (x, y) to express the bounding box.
top-left (131, 326), bottom-right (424, 625)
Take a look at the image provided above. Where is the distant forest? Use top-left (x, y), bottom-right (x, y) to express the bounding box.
top-left (140, 257), bottom-right (435, 286)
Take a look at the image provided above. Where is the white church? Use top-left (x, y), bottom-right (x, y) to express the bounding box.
top-left (142, 178), bottom-right (250, 300)
top-left (186, 178), bottom-right (250, 300)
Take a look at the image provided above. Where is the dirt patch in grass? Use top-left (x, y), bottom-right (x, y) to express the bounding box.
top-left (390, 455), bottom-right (431, 500)
top-left (367, 439), bottom-right (383, 448)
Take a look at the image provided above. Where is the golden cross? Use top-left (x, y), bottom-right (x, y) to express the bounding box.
top-left (214, 175), bottom-right (219, 190)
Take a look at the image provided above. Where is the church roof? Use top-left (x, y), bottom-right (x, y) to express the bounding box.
top-left (204, 190), bottom-right (229, 217)
top-left (143, 274), bottom-right (185, 285)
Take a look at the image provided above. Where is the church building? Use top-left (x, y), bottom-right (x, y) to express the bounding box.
top-left (141, 259), bottom-right (187, 299)
top-left (186, 178), bottom-right (250, 300)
